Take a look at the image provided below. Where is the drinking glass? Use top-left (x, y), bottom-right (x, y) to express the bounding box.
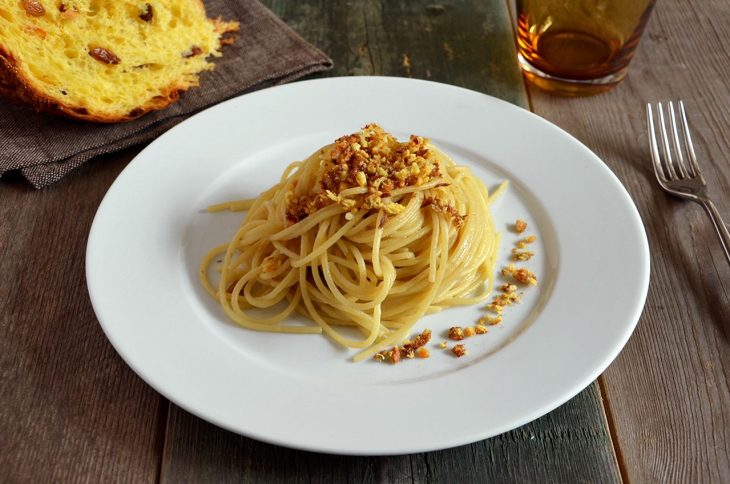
top-left (516, 0), bottom-right (657, 95)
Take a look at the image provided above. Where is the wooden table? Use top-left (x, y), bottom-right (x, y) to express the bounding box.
top-left (2, 0), bottom-right (729, 481)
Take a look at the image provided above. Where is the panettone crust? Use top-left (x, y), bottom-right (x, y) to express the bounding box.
top-left (0, 2), bottom-right (238, 123)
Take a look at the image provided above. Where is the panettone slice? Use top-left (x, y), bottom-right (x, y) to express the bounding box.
top-left (0, 0), bottom-right (238, 122)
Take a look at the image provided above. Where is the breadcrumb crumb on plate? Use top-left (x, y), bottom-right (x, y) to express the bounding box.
top-left (451, 344), bottom-right (468, 357)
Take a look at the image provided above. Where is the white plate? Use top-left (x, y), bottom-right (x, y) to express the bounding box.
top-left (87, 77), bottom-right (649, 455)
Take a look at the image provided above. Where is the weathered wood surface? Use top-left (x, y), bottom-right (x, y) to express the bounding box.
top-left (5, 0), bottom-right (728, 481)
top-left (525, 0), bottom-right (730, 482)
top-left (264, 0), bottom-right (528, 107)
top-left (0, 149), bottom-right (168, 483)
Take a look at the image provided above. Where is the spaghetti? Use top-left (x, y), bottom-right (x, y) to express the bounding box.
top-left (200, 124), bottom-right (505, 361)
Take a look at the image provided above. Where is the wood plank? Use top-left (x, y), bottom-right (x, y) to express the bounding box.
top-left (160, 1), bottom-right (620, 481)
top-left (161, 383), bottom-right (618, 483)
top-left (0, 149), bottom-right (167, 482)
top-left (264, 0), bottom-right (528, 107)
top-left (525, 0), bottom-right (730, 482)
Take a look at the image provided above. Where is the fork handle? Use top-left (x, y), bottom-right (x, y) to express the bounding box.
top-left (701, 199), bottom-right (730, 265)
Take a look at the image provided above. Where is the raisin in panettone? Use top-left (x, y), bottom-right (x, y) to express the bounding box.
top-left (0, 0), bottom-right (238, 122)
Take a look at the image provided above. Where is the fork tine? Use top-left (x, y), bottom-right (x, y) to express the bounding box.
top-left (678, 101), bottom-right (705, 182)
top-left (657, 102), bottom-right (678, 180)
top-left (647, 103), bottom-right (668, 181)
top-left (668, 101), bottom-right (688, 178)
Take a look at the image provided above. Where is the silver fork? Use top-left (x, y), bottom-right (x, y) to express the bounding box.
top-left (647, 100), bottom-right (730, 265)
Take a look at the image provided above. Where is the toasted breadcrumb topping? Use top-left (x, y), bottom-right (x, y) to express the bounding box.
top-left (515, 235), bottom-right (536, 249)
top-left (422, 196), bottom-right (466, 228)
top-left (403, 329), bottom-right (432, 351)
top-left (486, 302), bottom-right (504, 314)
top-left (451, 344), bottom-right (468, 357)
top-left (501, 264), bottom-right (538, 286)
top-left (374, 329), bottom-right (432, 364)
top-left (447, 324), bottom-right (489, 342)
top-left (479, 314), bottom-right (503, 326)
top-left (501, 263), bottom-right (517, 277)
top-left (483, 252), bottom-right (538, 325)
top-left (386, 346), bottom-right (401, 364)
top-left (511, 248), bottom-right (535, 261)
top-left (286, 124), bottom-right (444, 224)
top-left (514, 268), bottom-right (538, 285)
top-left (448, 326), bottom-right (465, 341)
top-left (500, 283), bottom-right (517, 293)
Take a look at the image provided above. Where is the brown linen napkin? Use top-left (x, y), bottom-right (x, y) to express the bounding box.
top-left (0, 0), bottom-right (332, 188)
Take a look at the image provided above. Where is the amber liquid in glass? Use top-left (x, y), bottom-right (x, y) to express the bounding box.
top-left (516, 0), bottom-right (656, 94)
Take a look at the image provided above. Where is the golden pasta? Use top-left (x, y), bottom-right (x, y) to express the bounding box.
top-left (199, 124), bottom-right (506, 361)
